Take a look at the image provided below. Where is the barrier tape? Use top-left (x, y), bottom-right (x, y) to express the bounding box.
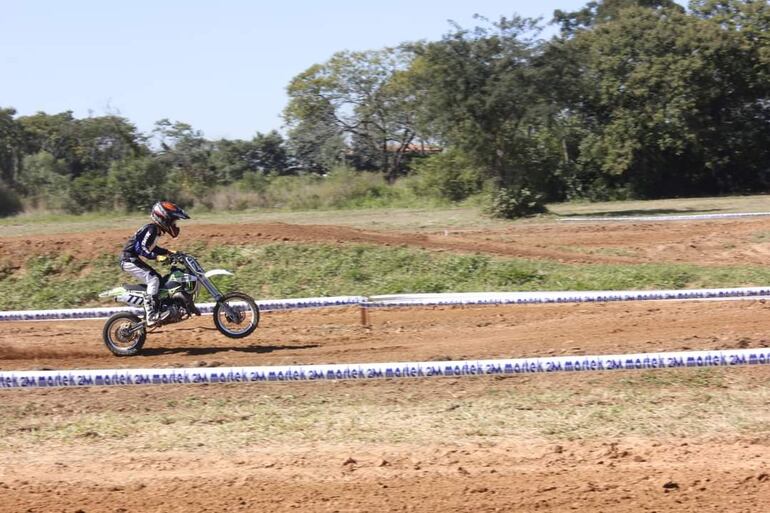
top-left (2, 348), bottom-right (769, 390)
top-left (0, 296), bottom-right (367, 322)
top-left (2, 287), bottom-right (768, 322)
top-left (561, 212), bottom-right (770, 222)
top-left (365, 287), bottom-right (770, 308)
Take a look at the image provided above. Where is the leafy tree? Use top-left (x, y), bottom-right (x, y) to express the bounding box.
top-left (0, 108), bottom-right (24, 186)
top-left (18, 111), bottom-right (79, 172)
top-left (284, 47), bottom-right (424, 180)
top-left (17, 112), bottom-right (144, 179)
top-left (567, 2), bottom-right (770, 196)
top-left (249, 131), bottom-right (290, 174)
top-left (108, 157), bottom-right (175, 212)
top-left (553, 0), bottom-right (683, 36)
top-left (689, 0), bottom-right (769, 93)
top-left (411, 16), bottom-right (552, 216)
top-left (18, 151), bottom-right (70, 209)
top-left (286, 113), bottom-right (347, 172)
top-left (73, 115), bottom-right (147, 174)
top-left (152, 119), bottom-right (218, 191)
top-left (211, 130), bottom-right (290, 180)
top-left (15, 112), bottom-right (148, 210)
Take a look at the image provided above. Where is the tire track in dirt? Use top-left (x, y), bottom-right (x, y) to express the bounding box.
top-left (0, 222), bottom-right (631, 264)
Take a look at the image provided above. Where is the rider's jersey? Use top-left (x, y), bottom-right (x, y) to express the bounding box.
top-left (120, 223), bottom-right (170, 263)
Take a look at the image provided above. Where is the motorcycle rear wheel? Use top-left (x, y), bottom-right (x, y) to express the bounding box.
top-left (103, 312), bottom-right (147, 356)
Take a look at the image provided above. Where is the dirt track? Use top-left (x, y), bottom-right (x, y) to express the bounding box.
top-left (2, 217), bottom-right (770, 512)
top-left (3, 216), bottom-right (770, 265)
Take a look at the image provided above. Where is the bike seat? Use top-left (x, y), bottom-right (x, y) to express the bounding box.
top-left (123, 284), bottom-right (147, 292)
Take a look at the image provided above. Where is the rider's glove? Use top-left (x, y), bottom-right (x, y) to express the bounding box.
top-left (156, 254), bottom-right (169, 263)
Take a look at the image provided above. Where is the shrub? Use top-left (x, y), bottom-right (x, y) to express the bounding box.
top-left (238, 171), bottom-right (270, 193)
top-left (64, 173), bottom-right (112, 214)
top-left (18, 151), bottom-right (70, 210)
top-left (314, 167), bottom-right (397, 208)
top-left (409, 149), bottom-right (485, 202)
top-left (485, 187), bottom-right (547, 219)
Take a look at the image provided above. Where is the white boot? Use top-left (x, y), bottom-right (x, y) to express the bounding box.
top-left (144, 294), bottom-right (161, 326)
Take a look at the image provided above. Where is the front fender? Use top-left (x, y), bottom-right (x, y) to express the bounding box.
top-left (205, 269), bottom-right (234, 279)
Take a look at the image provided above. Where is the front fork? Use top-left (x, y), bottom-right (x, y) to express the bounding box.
top-left (197, 274), bottom-right (239, 321)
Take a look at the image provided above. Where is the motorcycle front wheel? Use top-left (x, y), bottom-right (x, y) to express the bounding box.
top-left (213, 292), bottom-right (259, 339)
top-left (102, 312), bottom-right (147, 356)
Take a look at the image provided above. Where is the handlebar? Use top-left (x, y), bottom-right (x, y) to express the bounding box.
top-left (158, 252), bottom-right (188, 265)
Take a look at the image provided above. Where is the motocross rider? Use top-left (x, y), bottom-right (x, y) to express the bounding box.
top-left (120, 201), bottom-right (190, 325)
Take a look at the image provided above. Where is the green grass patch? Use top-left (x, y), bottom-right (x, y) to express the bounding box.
top-left (3, 243), bottom-right (770, 310)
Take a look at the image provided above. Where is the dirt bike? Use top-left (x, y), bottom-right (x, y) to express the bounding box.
top-left (98, 252), bottom-right (259, 356)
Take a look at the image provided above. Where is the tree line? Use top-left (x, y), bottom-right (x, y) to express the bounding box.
top-left (1, 0), bottom-right (768, 218)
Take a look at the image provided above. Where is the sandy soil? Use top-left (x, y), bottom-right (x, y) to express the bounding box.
top-left (2, 217), bottom-right (770, 512)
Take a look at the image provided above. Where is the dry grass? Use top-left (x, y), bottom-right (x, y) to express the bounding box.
top-left (4, 193), bottom-right (770, 237)
top-left (3, 368), bottom-right (770, 453)
top-left (549, 194), bottom-right (770, 217)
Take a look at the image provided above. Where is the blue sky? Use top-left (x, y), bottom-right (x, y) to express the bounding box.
top-left (2, 0), bottom-right (593, 140)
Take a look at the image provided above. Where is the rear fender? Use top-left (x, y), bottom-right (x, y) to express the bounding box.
top-left (100, 286), bottom-right (145, 306)
top-left (99, 286), bottom-right (128, 299)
